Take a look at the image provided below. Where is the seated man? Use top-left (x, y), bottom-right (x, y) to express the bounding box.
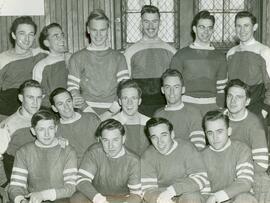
top-left (225, 79), bottom-right (269, 202)
top-left (141, 117), bottom-right (208, 203)
top-left (155, 69), bottom-right (205, 151)
top-left (113, 79), bottom-right (150, 156)
top-left (33, 23), bottom-right (70, 106)
top-left (0, 16), bottom-right (47, 116)
top-left (8, 109), bottom-right (77, 203)
top-left (50, 87), bottom-right (100, 164)
top-left (72, 119), bottom-right (141, 203)
top-left (202, 110), bottom-right (256, 203)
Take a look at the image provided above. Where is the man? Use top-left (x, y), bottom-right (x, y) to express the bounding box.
top-left (0, 16), bottom-right (47, 116)
top-left (33, 23), bottom-right (70, 106)
top-left (227, 11), bottom-right (270, 120)
top-left (124, 5), bottom-right (176, 116)
top-left (50, 87), bottom-right (100, 163)
top-left (113, 79), bottom-right (150, 156)
top-left (8, 109), bottom-right (77, 203)
top-left (68, 9), bottom-right (129, 118)
top-left (141, 117), bottom-right (209, 203)
top-left (225, 79), bottom-right (270, 202)
top-left (73, 119), bottom-right (141, 203)
top-left (170, 10), bottom-right (227, 116)
top-left (154, 69), bottom-right (205, 151)
top-left (202, 110), bottom-right (256, 203)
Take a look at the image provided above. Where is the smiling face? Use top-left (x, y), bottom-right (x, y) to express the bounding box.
top-left (87, 19), bottom-right (108, 48)
top-left (141, 12), bottom-right (160, 39)
top-left (44, 26), bottom-right (67, 54)
top-left (235, 17), bottom-right (257, 43)
top-left (193, 18), bottom-right (214, 45)
top-left (119, 87), bottom-right (141, 117)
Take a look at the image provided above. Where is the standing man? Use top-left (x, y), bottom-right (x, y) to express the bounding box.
top-left (170, 10), bottom-right (227, 116)
top-left (124, 5), bottom-right (176, 117)
top-left (68, 9), bottom-right (129, 118)
top-left (227, 11), bottom-right (270, 120)
top-left (0, 16), bottom-right (47, 116)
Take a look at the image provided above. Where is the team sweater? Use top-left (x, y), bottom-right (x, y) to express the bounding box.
top-left (202, 140), bottom-right (254, 202)
top-left (227, 39), bottom-right (270, 111)
top-left (8, 140), bottom-right (77, 203)
top-left (141, 138), bottom-right (209, 202)
top-left (67, 46), bottom-right (129, 108)
top-left (0, 48), bottom-right (47, 90)
top-left (113, 112), bottom-right (150, 156)
top-left (154, 103), bottom-right (205, 150)
top-left (170, 44), bottom-right (227, 107)
top-left (77, 143), bottom-right (141, 201)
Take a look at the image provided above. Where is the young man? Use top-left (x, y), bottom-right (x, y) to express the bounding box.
top-left (202, 110), bottom-right (256, 203)
top-left (154, 69), bottom-right (205, 151)
top-left (225, 79), bottom-right (270, 202)
top-left (170, 10), bottom-right (227, 116)
top-left (68, 9), bottom-right (129, 118)
top-left (227, 11), bottom-right (270, 119)
top-left (50, 87), bottom-right (100, 163)
top-left (33, 23), bottom-right (69, 106)
top-left (8, 109), bottom-right (77, 203)
top-left (141, 117), bottom-right (208, 203)
top-left (73, 119), bottom-right (141, 203)
top-left (124, 5), bottom-right (176, 116)
top-left (0, 16), bottom-right (47, 116)
top-left (113, 79), bottom-right (150, 156)
top-left (0, 128), bottom-right (9, 201)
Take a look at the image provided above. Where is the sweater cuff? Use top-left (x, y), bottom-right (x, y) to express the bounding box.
top-left (214, 190), bottom-right (229, 202)
top-left (41, 189), bottom-right (56, 201)
top-left (14, 195), bottom-right (26, 203)
top-left (93, 193), bottom-right (107, 203)
top-left (166, 186), bottom-right (176, 198)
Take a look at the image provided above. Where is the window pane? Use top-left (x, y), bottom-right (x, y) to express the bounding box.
top-left (228, 0), bottom-right (245, 10)
top-left (212, 13), bottom-right (222, 42)
top-left (151, 0), bottom-right (174, 11)
top-left (200, 0), bottom-right (214, 10)
top-left (160, 13), bottom-right (174, 42)
top-left (126, 13), bottom-right (142, 43)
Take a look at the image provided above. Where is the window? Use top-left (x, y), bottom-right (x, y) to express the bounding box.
top-left (194, 0), bottom-right (261, 49)
top-left (121, 0), bottom-right (179, 48)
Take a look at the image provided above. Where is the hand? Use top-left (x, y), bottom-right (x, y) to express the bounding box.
top-left (206, 195), bottom-right (218, 203)
top-left (261, 109), bottom-right (268, 118)
top-left (157, 191), bottom-right (174, 203)
top-left (73, 95), bottom-right (87, 109)
top-left (25, 192), bottom-right (44, 203)
top-left (99, 111), bottom-right (113, 121)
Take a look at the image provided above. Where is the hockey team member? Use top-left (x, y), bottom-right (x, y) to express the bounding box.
top-left (225, 79), bottom-right (270, 202)
top-left (113, 79), bottom-right (150, 156)
top-left (33, 23), bottom-right (70, 106)
top-left (50, 87), bottom-right (100, 163)
top-left (155, 69), bottom-right (205, 151)
top-left (8, 109), bottom-right (77, 203)
top-left (202, 110), bottom-right (256, 203)
top-left (227, 11), bottom-right (270, 120)
top-left (73, 119), bottom-right (141, 203)
top-left (141, 117), bottom-right (209, 203)
top-left (67, 9), bottom-right (129, 119)
top-left (124, 5), bottom-right (176, 116)
top-left (170, 10), bottom-right (227, 116)
top-left (0, 16), bottom-right (47, 116)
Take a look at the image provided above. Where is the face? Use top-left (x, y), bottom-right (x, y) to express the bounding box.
top-left (141, 13), bottom-right (160, 39)
top-left (52, 92), bottom-right (75, 120)
top-left (31, 119), bottom-right (57, 146)
top-left (161, 76), bottom-right (183, 106)
top-left (205, 119), bottom-right (229, 150)
top-left (235, 17), bottom-right (257, 43)
top-left (148, 123), bottom-right (174, 155)
top-left (226, 86), bottom-right (250, 116)
top-left (45, 26), bottom-right (67, 54)
top-left (19, 87), bottom-right (43, 115)
top-left (119, 87), bottom-right (141, 116)
top-left (100, 129), bottom-right (125, 158)
top-left (193, 19), bottom-right (214, 44)
top-left (12, 23), bottom-right (35, 52)
top-left (87, 19), bottom-right (108, 48)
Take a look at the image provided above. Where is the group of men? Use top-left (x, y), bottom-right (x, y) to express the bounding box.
top-left (0, 3), bottom-right (269, 203)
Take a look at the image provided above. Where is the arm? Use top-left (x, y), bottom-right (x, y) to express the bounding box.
top-left (260, 48), bottom-right (270, 113)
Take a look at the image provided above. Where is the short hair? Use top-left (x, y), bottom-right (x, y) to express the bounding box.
top-left (161, 69), bottom-right (184, 86)
top-left (235, 11), bottom-right (257, 25)
top-left (49, 87), bottom-right (72, 106)
top-left (226, 79), bottom-right (251, 98)
top-left (144, 117), bottom-right (173, 139)
top-left (10, 16), bottom-right (37, 46)
top-left (202, 110), bottom-right (229, 131)
top-left (86, 9), bottom-right (110, 27)
top-left (39, 23), bottom-right (62, 50)
top-left (141, 5), bottom-right (160, 18)
top-left (192, 10), bottom-right (215, 27)
top-left (117, 79), bottom-right (142, 98)
top-left (31, 109), bottom-right (58, 128)
top-left (95, 119), bottom-right (125, 138)
top-left (18, 80), bottom-right (42, 95)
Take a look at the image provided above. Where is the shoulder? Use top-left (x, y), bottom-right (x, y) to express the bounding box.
top-left (227, 45), bottom-right (239, 58)
top-left (154, 107), bottom-right (165, 116)
top-left (69, 48), bottom-right (89, 60)
top-left (139, 113), bottom-right (150, 125)
top-left (141, 145), bottom-right (157, 160)
top-left (231, 140), bottom-right (251, 155)
top-left (246, 111), bottom-right (264, 127)
top-left (125, 148), bottom-right (140, 162)
top-left (81, 112), bottom-right (100, 122)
